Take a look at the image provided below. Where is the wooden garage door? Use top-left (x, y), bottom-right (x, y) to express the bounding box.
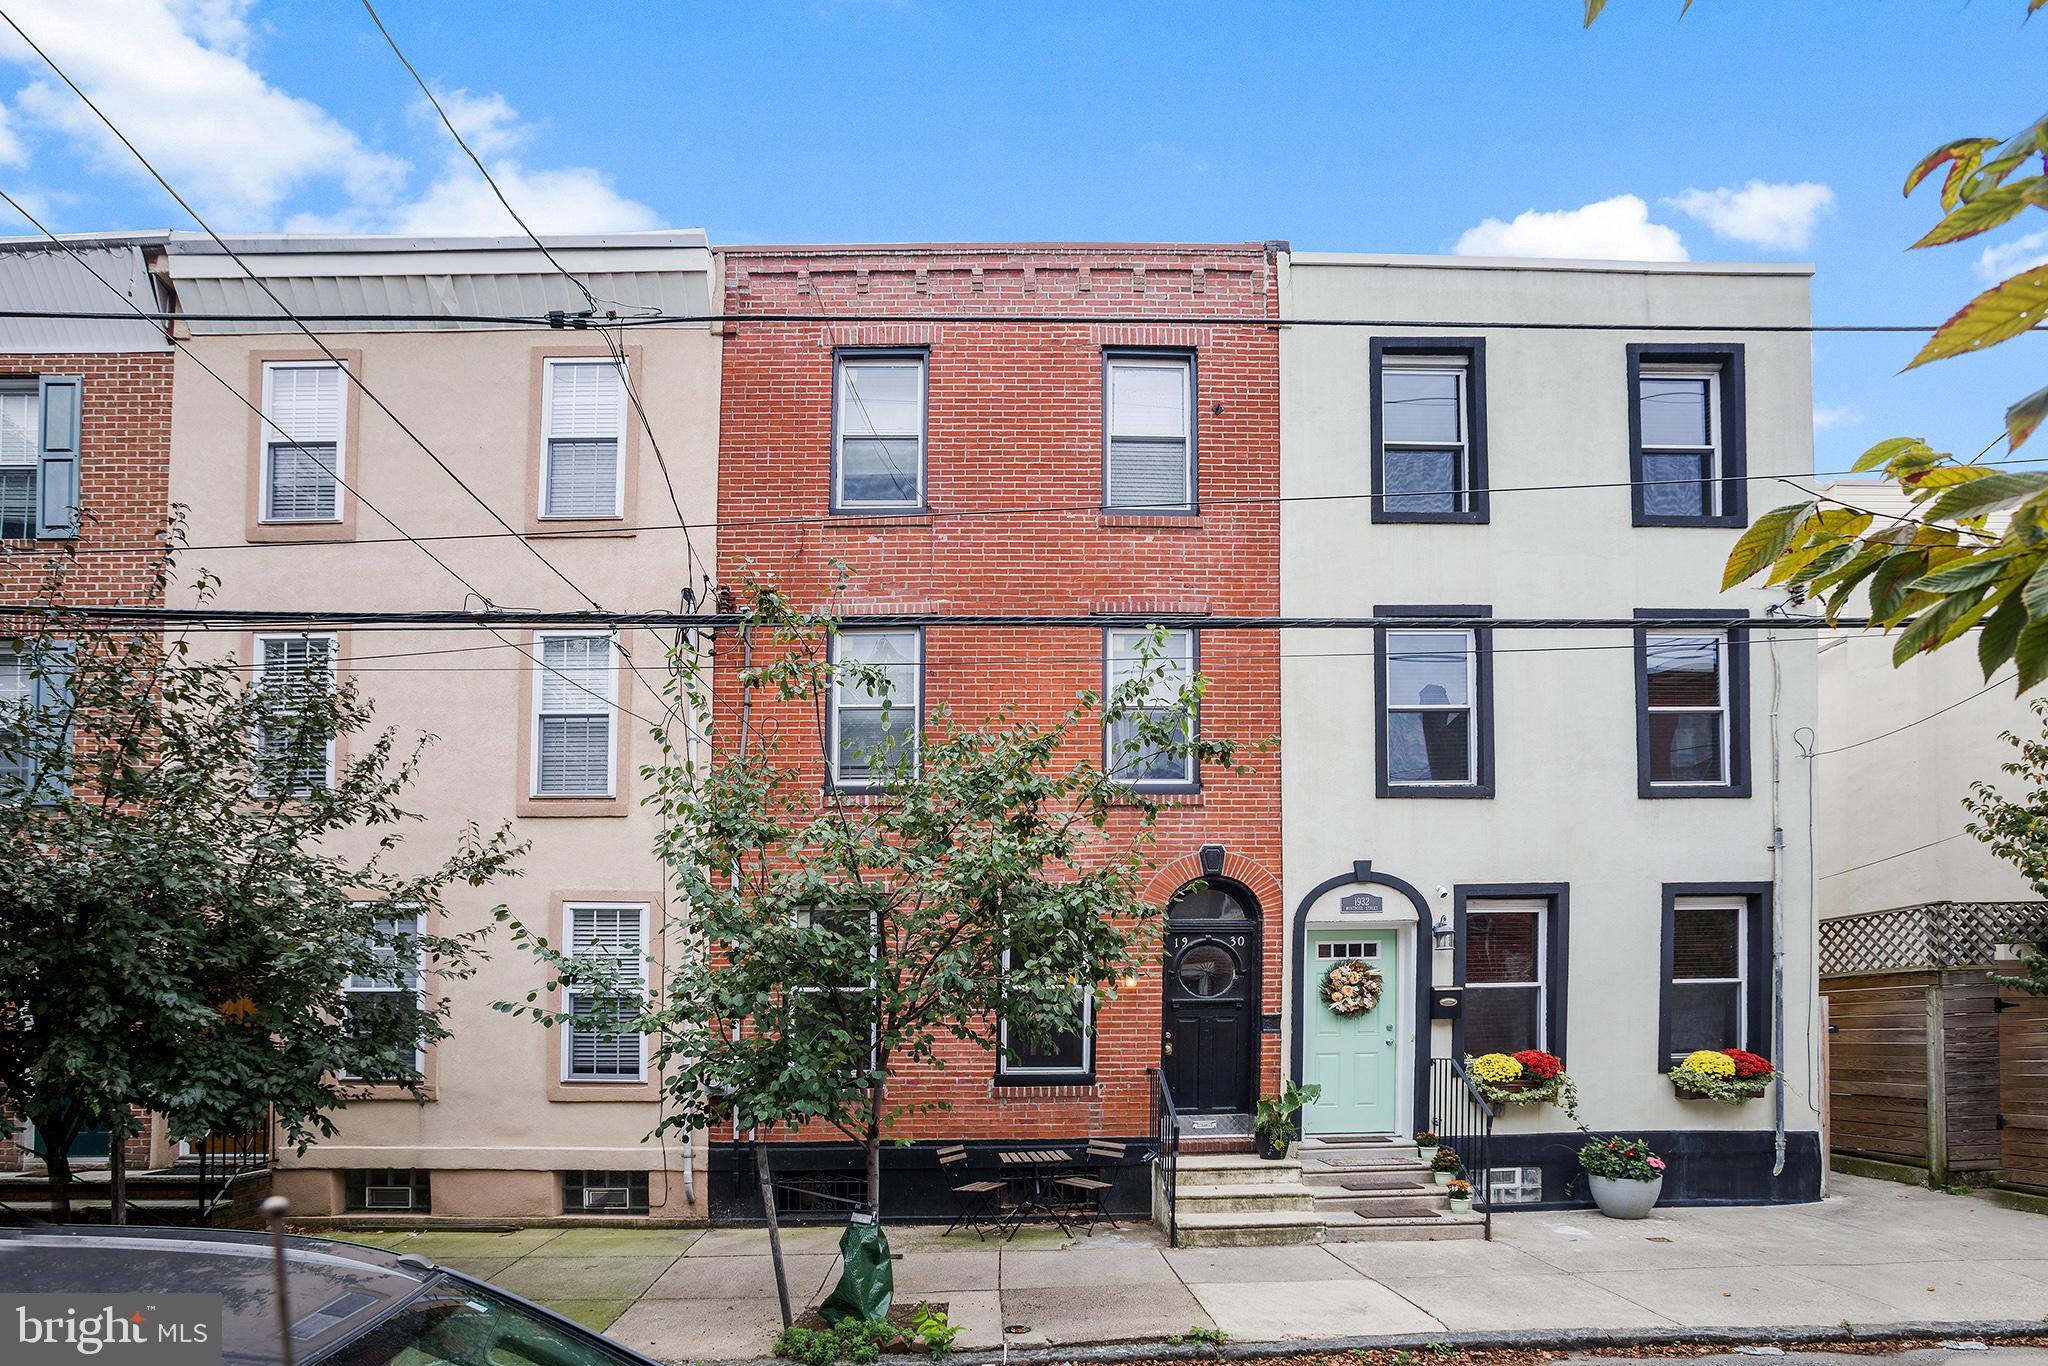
top-left (2000, 981), bottom-right (2048, 1193)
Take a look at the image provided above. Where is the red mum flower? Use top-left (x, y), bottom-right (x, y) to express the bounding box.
top-left (1724, 1048), bottom-right (1774, 1079)
top-left (1513, 1049), bottom-right (1563, 1079)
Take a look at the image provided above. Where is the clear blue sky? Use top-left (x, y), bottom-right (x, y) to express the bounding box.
top-left (2, 1), bottom-right (2043, 477)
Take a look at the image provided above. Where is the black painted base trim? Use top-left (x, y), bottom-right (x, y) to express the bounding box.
top-left (1482, 1129), bottom-right (1822, 1210)
top-left (707, 1139), bottom-right (1155, 1225)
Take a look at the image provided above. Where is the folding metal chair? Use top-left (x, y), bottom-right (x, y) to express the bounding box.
top-left (1051, 1139), bottom-right (1125, 1234)
top-left (937, 1144), bottom-right (1005, 1240)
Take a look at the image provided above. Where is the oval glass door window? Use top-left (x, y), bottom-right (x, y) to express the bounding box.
top-left (1176, 942), bottom-right (1238, 997)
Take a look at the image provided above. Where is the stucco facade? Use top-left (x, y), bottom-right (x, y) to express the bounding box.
top-left (1278, 253), bottom-right (1823, 1205)
top-left (162, 234), bottom-right (719, 1221)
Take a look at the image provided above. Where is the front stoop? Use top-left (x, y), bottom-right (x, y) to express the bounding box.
top-left (1165, 1153), bottom-right (1322, 1247)
top-left (1295, 1135), bottom-right (1487, 1242)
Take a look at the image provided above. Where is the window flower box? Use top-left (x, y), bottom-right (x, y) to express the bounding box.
top-left (1668, 1048), bottom-right (1774, 1103)
top-left (1465, 1050), bottom-right (1582, 1123)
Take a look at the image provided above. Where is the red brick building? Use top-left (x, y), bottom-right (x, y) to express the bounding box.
top-left (0, 236), bottom-right (176, 1182)
top-left (711, 242), bottom-right (1282, 1215)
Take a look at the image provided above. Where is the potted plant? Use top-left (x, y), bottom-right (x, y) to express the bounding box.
top-left (1668, 1048), bottom-right (1775, 1103)
top-left (1429, 1146), bottom-right (1462, 1185)
top-left (1253, 1080), bottom-right (1321, 1160)
top-left (1465, 1050), bottom-right (1582, 1123)
top-left (1578, 1135), bottom-right (1666, 1220)
top-left (1445, 1177), bottom-right (1472, 1214)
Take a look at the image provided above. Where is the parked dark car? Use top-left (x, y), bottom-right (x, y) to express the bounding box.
top-left (0, 1225), bottom-right (662, 1366)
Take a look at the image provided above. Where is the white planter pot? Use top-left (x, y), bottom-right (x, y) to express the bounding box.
top-left (1448, 1197), bottom-right (1471, 1214)
top-left (1433, 1170), bottom-right (1454, 1186)
top-left (1589, 1173), bottom-right (1664, 1220)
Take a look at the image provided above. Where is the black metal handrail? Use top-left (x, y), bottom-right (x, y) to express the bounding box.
top-left (1149, 1067), bottom-right (1181, 1248)
top-left (195, 1118), bottom-right (270, 1222)
top-left (1427, 1056), bottom-right (1495, 1241)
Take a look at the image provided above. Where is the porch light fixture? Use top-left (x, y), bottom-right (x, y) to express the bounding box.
top-left (1431, 913), bottom-right (1456, 952)
top-left (1119, 971), bottom-right (1140, 989)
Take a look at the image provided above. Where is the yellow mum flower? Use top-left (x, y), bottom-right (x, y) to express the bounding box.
top-left (1470, 1052), bottom-right (1523, 1083)
top-left (1681, 1049), bottom-right (1737, 1077)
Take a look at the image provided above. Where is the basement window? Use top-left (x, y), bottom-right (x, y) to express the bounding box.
top-left (345, 1168), bottom-right (431, 1213)
top-left (562, 1169), bottom-right (649, 1215)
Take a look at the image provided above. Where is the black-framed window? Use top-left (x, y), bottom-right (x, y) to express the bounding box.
top-left (1658, 884), bottom-right (1770, 1069)
top-left (1634, 609), bottom-right (1750, 798)
top-left (1102, 350), bottom-right (1195, 513)
top-left (1453, 884), bottom-right (1569, 1062)
top-left (1627, 344), bottom-right (1747, 527)
top-left (1370, 338), bottom-right (1487, 524)
top-left (996, 948), bottom-right (1093, 1083)
top-left (832, 350), bottom-right (926, 512)
top-left (829, 627), bottom-right (922, 789)
top-left (1103, 626), bottom-right (1197, 791)
top-left (345, 1168), bottom-right (432, 1213)
top-left (562, 1169), bottom-right (650, 1214)
top-left (1374, 605), bottom-right (1494, 798)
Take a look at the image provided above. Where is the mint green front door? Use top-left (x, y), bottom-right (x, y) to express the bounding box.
top-left (1303, 928), bottom-right (1399, 1135)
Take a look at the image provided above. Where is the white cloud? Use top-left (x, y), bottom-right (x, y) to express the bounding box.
top-left (381, 162), bottom-right (659, 236)
top-left (1813, 404), bottom-right (1860, 431)
top-left (1664, 180), bottom-right (1834, 251)
top-left (1976, 229), bottom-right (2048, 283)
top-left (0, 103), bottom-right (24, 169)
top-left (1453, 194), bottom-right (1689, 262)
top-left (417, 88), bottom-right (526, 160)
top-left (0, 0), bottom-right (403, 226)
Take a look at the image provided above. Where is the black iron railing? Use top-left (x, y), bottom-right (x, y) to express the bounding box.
top-left (1149, 1067), bottom-right (1181, 1248)
top-left (1427, 1056), bottom-right (1495, 1241)
top-left (195, 1120), bottom-right (270, 1222)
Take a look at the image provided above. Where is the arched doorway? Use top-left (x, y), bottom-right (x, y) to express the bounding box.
top-left (1161, 880), bottom-right (1261, 1120)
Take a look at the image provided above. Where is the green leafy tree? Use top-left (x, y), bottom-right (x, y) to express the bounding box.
top-left (0, 538), bottom-right (523, 1219)
top-left (1963, 697), bottom-right (2048, 996)
top-left (499, 581), bottom-right (1239, 1211)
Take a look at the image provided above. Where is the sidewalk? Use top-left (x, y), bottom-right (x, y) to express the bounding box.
top-left (332, 1175), bottom-right (2048, 1362)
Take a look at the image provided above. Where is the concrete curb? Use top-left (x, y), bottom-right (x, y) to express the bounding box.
top-left (682, 1319), bottom-right (2048, 1366)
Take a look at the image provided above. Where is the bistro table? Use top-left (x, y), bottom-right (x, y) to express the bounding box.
top-left (995, 1147), bottom-right (1076, 1238)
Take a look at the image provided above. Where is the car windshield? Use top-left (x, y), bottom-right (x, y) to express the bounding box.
top-left (317, 1276), bottom-right (641, 1366)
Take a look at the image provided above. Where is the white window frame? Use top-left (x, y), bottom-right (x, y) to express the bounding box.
top-left (833, 353), bottom-right (926, 512)
top-left (340, 908), bottom-right (426, 1081)
top-left (1669, 895), bottom-right (1748, 1062)
top-left (1644, 631), bottom-right (1731, 789)
top-left (1463, 899), bottom-right (1547, 1054)
top-left (1639, 366), bottom-right (1722, 519)
top-left (1103, 354), bottom-right (1194, 513)
top-left (530, 631), bottom-right (618, 799)
top-left (829, 628), bottom-right (921, 789)
top-left (539, 357), bottom-right (628, 521)
top-left (254, 631), bottom-right (338, 793)
top-left (1383, 628), bottom-right (1478, 788)
top-left (996, 947), bottom-right (1094, 1078)
top-left (561, 901), bottom-right (650, 1084)
top-left (1378, 356), bottom-right (1471, 513)
top-left (1103, 627), bottom-right (1196, 789)
top-left (0, 383), bottom-right (39, 540)
top-left (259, 360), bottom-right (347, 525)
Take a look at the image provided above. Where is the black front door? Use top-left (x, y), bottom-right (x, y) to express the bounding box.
top-left (1161, 883), bottom-right (1260, 1114)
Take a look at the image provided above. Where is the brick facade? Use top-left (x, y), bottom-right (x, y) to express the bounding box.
top-left (0, 348), bottom-right (175, 1171)
top-left (713, 245), bottom-right (1282, 1150)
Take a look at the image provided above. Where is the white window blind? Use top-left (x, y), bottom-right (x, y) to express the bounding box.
top-left (1105, 628), bottom-right (1194, 786)
top-left (543, 361), bottom-right (625, 519)
top-left (1639, 369), bottom-right (1721, 518)
top-left (1105, 357), bottom-right (1192, 511)
top-left (341, 912), bottom-right (423, 1081)
top-left (1644, 632), bottom-right (1729, 785)
top-left (255, 633), bottom-right (336, 793)
top-left (565, 904), bottom-right (647, 1081)
top-left (830, 629), bottom-right (920, 786)
top-left (263, 363), bottom-right (344, 523)
top-left (534, 634), bottom-right (615, 797)
top-left (0, 389), bottom-right (36, 540)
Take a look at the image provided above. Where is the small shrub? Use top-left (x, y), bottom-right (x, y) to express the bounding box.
top-left (1168, 1324), bottom-right (1230, 1349)
top-left (775, 1326), bottom-right (839, 1366)
top-left (911, 1303), bottom-right (958, 1359)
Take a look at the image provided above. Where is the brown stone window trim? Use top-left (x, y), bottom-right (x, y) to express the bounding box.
top-left (525, 344), bottom-right (645, 536)
top-left (245, 349), bottom-right (363, 544)
top-left (514, 628), bottom-right (633, 819)
top-left (1088, 598), bottom-right (1211, 618)
top-left (546, 889), bottom-right (663, 1103)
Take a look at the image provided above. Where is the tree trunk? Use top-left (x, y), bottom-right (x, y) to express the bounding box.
top-left (109, 1131), bottom-right (127, 1226)
top-left (46, 1145), bottom-right (73, 1225)
top-left (863, 1073), bottom-right (886, 1214)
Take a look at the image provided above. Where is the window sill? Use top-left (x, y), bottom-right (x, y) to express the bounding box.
top-left (1632, 514), bottom-right (1748, 530)
top-left (529, 522), bottom-right (634, 539)
top-left (518, 794), bottom-right (629, 818)
top-left (1377, 785), bottom-right (1494, 800)
top-left (826, 511), bottom-right (934, 530)
top-left (548, 1077), bottom-right (658, 1103)
top-left (1099, 513), bottom-right (1203, 531)
top-left (343, 1083), bottom-right (438, 1103)
top-left (1370, 510), bottom-right (1490, 526)
top-left (991, 1076), bottom-right (1099, 1095)
top-left (1639, 786), bottom-right (1751, 800)
top-left (1111, 788), bottom-right (1202, 807)
top-left (247, 521), bottom-right (355, 544)
top-left (822, 788), bottom-right (897, 806)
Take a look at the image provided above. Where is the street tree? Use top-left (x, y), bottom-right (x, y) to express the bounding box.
top-left (498, 580), bottom-right (1240, 1213)
top-left (1964, 697), bottom-right (2048, 997)
top-left (0, 539), bottom-right (523, 1218)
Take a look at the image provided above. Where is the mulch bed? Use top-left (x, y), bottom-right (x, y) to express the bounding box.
top-left (788, 1300), bottom-right (946, 1349)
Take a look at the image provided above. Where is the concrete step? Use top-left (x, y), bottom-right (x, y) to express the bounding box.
top-left (1320, 1211), bottom-right (1488, 1242)
top-left (1300, 1168), bottom-right (1435, 1193)
top-left (1298, 1135), bottom-right (1420, 1154)
top-left (1174, 1154), bottom-right (1303, 1186)
top-left (1298, 1156), bottom-right (1432, 1180)
top-left (1308, 1182), bottom-right (1447, 1208)
top-left (1311, 1193), bottom-right (1449, 1220)
top-left (1174, 1182), bottom-right (1316, 1215)
top-left (1171, 1208), bottom-right (1324, 1248)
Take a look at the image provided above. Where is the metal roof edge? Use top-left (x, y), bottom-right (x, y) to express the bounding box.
top-left (162, 229), bottom-right (710, 255)
top-left (1286, 251), bottom-right (1814, 277)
